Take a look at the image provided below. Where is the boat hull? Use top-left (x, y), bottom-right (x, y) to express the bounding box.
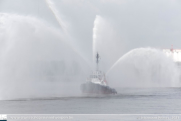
top-left (80, 82), bottom-right (117, 95)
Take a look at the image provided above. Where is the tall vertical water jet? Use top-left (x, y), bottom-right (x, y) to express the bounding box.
top-left (107, 48), bottom-right (180, 87)
top-left (92, 15), bottom-right (101, 67)
top-left (92, 15), bottom-right (125, 72)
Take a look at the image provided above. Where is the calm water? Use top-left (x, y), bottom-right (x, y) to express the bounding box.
top-left (0, 88), bottom-right (181, 114)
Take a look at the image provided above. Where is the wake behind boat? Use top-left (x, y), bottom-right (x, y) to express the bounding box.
top-left (80, 53), bottom-right (117, 95)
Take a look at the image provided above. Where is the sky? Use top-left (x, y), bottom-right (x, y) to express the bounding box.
top-left (1, 0), bottom-right (181, 70)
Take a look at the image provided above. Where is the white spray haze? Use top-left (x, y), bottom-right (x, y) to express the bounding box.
top-left (107, 48), bottom-right (180, 87)
top-left (45, 0), bottom-right (67, 31)
top-left (93, 15), bottom-right (100, 64)
top-left (0, 10), bottom-right (180, 100)
top-left (0, 13), bottom-right (90, 100)
top-left (92, 15), bottom-right (125, 71)
top-left (45, 0), bottom-right (92, 69)
top-left (92, 15), bottom-right (180, 87)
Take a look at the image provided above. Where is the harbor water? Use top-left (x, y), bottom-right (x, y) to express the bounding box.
top-left (1, 87), bottom-right (181, 114)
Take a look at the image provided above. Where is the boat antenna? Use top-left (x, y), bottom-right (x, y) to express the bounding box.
top-left (96, 52), bottom-right (100, 71)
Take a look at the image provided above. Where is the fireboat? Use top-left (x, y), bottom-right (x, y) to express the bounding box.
top-left (80, 53), bottom-right (117, 95)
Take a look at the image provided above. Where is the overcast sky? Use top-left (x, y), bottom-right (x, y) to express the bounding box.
top-left (1, 0), bottom-right (181, 69)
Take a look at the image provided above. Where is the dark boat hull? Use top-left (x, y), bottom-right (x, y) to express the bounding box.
top-left (80, 82), bottom-right (117, 94)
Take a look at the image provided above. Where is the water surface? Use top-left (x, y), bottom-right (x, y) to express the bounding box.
top-left (1, 88), bottom-right (181, 114)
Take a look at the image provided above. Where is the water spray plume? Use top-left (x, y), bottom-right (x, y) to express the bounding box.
top-left (45, 0), bottom-right (92, 70)
top-left (92, 15), bottom-right (124, 72)
top-left (45, 0), bottom-right (66, 31)
top-left (106, 51), bottom-right (130, 75)
top-left (93, 15), bottom-right (101, 65)
top-left (107, 48), bottom-right (180, 87)
top-left (0, 13), bottom-right (91, 100)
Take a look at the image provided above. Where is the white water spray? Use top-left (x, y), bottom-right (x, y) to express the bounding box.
top-left (0, 13), bottom-right (90, 100)
top-left (107, 48), bottom-right (180, 87)
top-left (45, 0), bottom-right (67, 31)
top-left (92, 15), bottom-right (101, 64)
top-left (92, 15), bottom-right (125, 72)
top-left (45, 0), bottom-right (92, 69)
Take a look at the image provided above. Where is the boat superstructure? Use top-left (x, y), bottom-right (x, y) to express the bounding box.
top-left (87, 71), bottom-right (107, 86)
top-left (80, 53), bottom-right (117, 94)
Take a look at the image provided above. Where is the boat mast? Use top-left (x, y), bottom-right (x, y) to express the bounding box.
top-left (96, 52), bottom-right (100, 71)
